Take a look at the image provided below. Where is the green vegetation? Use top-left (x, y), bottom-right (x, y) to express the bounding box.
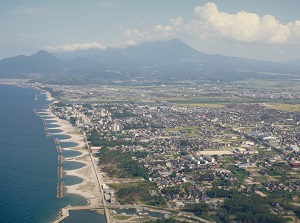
top-left (88, 129), bottom-right (134, 147)
top-left (226, 165), bottom-right (249, 183)
top-left (221, 194), bottom-right (283, 223)
top-left (176, 103), bottom-right (225, 108)
top-left (111, 109), bottom-right (137, 119)
top-left (146, 218), bottom-right (188, 223)
top-left (40, 86), bottom-right (63, 97)
top-left (184, 202), bottom-right (209, 216)
top-left (69, 116), bottom-right (77, 125)
top-left (109, 181), bottom-right (166, 206)
top-left (203, 188), bottom-right (284, 223)
top-left (270, 103), bottom-right (300, 112)
top-left (98, 147), bottom-right (148, 179)
top-left (113, 215), bottom-right (132, 220)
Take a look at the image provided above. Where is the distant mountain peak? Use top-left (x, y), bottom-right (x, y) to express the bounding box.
top-left (33, 50), bottom-right (53, 57)
top-left (0, 38), bottom-right (299, 82)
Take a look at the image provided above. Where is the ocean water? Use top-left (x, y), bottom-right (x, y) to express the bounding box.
top-left (0, 85), bottom-right (88, 223)
top-left (61, 210), bottom-right (107, 223)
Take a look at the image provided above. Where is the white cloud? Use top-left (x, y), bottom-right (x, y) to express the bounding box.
top-left (122, 25), bottom-right (176, 47)
top-left (124, 28), bottom-right (145, 38)
top-left (122, 2), bottom-right (300, 47)
top-left (45, 42), bottom-right (106, 52)
top-left (171, 17), bottom-right (183, 31)
top-left (153, 25), bottom-right (173, 33)
top-left (187, 2), bottom-right (300, 45)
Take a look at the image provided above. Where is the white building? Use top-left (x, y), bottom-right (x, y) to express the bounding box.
top-left (111, 123), bottom-right (120, 132)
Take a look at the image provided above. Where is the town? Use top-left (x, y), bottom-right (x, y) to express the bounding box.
top-left (45, 81), bottom-right (300, 223)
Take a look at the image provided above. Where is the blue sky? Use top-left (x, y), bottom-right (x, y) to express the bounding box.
top-left (1, 0), bottom-right (300, 61)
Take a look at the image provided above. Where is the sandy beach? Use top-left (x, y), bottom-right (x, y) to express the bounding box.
top-left (43, 110), bottom-right (102, 209)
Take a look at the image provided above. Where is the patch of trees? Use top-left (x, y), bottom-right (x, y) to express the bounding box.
top-left (69, 117), bottom-right (77, 125)
top-left (87, 129), bottom-right (135, 147)
top-left (204, 188), bottom-right (283, 223)
top-left (179, 140), bottom-right (192, 147)
top-left (87, 129), bottom-right (101, 144)
top-left (184, 202), bottom-right (209, 216)
top-left (197, 173), bottom-right (214, 181)
top-left (222, 194), bottom-right (283, 223)
top-left (123, 123), bottom-right (148, 130)
top-left (98, 147), bottom-right (148, 179)
top-left (161, 186), bottom-right (181, 198)
top-left (111, 110), bottom-right (137, 119)
top-left (147, 218), bottom-right (188, 223)
top-left (40, 87), bottom-right (62, 97)
top-left (113, 182), bottom-right (166, 206)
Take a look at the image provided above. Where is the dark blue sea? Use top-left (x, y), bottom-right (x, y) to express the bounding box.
top-left (0, 85), bottom-right (91, 223)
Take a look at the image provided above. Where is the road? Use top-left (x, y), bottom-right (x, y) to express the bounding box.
top-left (84, 136), bottom-right (111, 223)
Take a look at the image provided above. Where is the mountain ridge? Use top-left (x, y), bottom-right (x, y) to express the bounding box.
top-left (0, 38), bottom-right (299, 83)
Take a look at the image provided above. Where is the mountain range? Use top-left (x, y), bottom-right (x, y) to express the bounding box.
top-left (0, 38), bottom-right (299, 84)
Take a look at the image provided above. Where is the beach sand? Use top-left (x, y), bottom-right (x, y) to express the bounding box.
top-left (44, 90), bottom-right (55, 102)
top-left (44, 111), bottom-right (102, 208)
top-left (39, 91), bottom-right (109, 222)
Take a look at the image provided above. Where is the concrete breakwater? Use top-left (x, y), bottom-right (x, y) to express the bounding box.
top-left (55, 138), bottom-right (64, 199)
top-left (34, 110), bottom-right (64, 199)
top-left (57, 182), bottom-right (63, 199)
top-left (33, 109), bottom-right (109, 223)
top-left (58, 166), bottom-right (63, 179)
top-left (33, 109), bottom-right (50, 137)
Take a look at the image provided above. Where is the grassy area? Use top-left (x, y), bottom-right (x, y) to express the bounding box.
top-left (175, 103), bottom-right (225, 108)
top-left (268, 103), bottom-right (300, 112)
top-left (236, 79), bottom-right (300, 90)
top-left (224, 157), bottom-right (234, 163)
top-left (165, 126), bottom-right (200, 136)
top-left (177, 126), bottom-right (200, 136)
top-left (253, 175), bottom-right (268, 183)
top-left (257, 148), bottom-right (266, 154)
top-left (226, 164), bottom-right (249, 183)
top-left (113, 215), bottom-right (133, 220)
top-left (108, 181), bottom-right (166, 206)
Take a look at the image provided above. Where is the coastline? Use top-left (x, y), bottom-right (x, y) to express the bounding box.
top-left (41, 91), bottom-right (104, 222)
top-left (0, 83), bottom-right (107, 223)
top-left (44, 112), bottom-right (103, 222)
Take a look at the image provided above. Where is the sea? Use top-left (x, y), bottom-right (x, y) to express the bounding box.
top-left (0, 85), bottom-right (105, 223)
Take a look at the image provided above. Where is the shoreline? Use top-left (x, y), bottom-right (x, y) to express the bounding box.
top-left (39, 90), bottom-right (104, 222)
top-left (43, 112), bottom-right (103, 222)
top-left (0, 83), bottom-right (106, 223)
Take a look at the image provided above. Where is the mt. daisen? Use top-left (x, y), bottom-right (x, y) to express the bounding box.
top-left (0, 38), bottom-right (299, 84)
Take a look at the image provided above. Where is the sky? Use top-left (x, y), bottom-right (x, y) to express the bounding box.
top-left (1, 0), bottom-right (300, 61)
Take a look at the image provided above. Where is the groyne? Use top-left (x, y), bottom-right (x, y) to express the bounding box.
top-left (35, 108), bottom-right (109, 223)
top-left (55, 138), bottom-right (64, 198)
top-left (57, 182), bottom-right (63, 199)
top-left (33, 109), bottom-right (50, 137)
top-left (34, 110), bottom-right (64, 199)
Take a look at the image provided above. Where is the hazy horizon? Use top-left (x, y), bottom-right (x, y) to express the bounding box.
top-left (1, 1), bottom-right (300, 62)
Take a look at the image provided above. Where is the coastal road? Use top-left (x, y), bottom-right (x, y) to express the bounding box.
top-left (84, 137), bottom-right (111, 223)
